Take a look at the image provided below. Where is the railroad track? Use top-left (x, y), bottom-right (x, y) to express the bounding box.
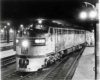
top-left (2, 70), bottom-right (33, 80)
top-left (2, 56), bottom-right (69, 80)
top-left (0, 46), bottom-right (13, 51)
top-left (43, 47), bottom-right (85, 80)
top-left (2, 47), bottom-right (85, 80)
top-left (1, 55), bottom-right (16, 67)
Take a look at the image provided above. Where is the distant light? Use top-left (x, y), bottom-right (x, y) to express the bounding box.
top-left (24, 31), bottom-right (26, 34)
top-left (20, 24), bottom-right (24, 28)
top-left (79, 11), bottom-right (87, 19)
top-left (7, 23), bottom-right (10, 26)
top-left (18, 30), bottom-right (20, 33)
top-left (89, 10), bottom-right (97, 19)
top-left (92, 30), bottom-right (94, 32)
top-left (16, 39), bottom-right (19, 43)
top-left (9, 29), bottom-right (13, 33)
top-left (1, 29), bottom-right (4, 33)
top-left (30, 24), bottom-right (33, 27)
top-left (38, 19), bottom-right (42, 24)
top-left (4, 26), bottom-right (7, 28)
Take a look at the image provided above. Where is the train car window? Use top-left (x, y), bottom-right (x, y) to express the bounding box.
top-left (54, 28), bottom-right (57, 34)
top-left (67, 30), bottom-right (68, 34)
top-left (57, 29), bottom-right (59, 34)
top-left (79, 31), bottom-right (80, 34)
top-left (62, 29), bottom-right (64, 34)
top-left (63, 30), bottom-right (65, 34)
top-left (19, 24), bottom-right (49, 37)
top-left (58, 29), bottom-right (61, 34)
top-left (72, 30), bottom-right (74, 34)
top-left (68, 30), bottom-right (71, 34)
top-left (34, 24), bottom-right (49, 33)
top-left (77, 31), bottom-right (79, 34)
top-left (60, 29), bottom-right (62, 34)
top-left (50, 28), bottom-right (53, 34)
top-left (64, 30), bottom-right (66, 34)
top-left (75, 31), bottom-right (76, 34)
top-left (73, 30), bottom-right (75, 34)
top-left (70, 30), bottom-right (72, 34)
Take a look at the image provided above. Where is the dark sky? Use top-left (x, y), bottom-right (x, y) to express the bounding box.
top-left (1, 0), bottom-right (97, 31)
top-left (1, 0), bottom-right (97, 21)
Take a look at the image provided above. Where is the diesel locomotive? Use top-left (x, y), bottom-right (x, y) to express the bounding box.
top-left (16, 19), bottom-right (86, 72)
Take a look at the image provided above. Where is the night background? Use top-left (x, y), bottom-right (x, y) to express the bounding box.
top-left (1, 0), bottom-right (98, 30)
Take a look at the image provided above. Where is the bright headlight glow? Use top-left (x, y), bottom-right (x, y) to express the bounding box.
top-left (89, 10), bottom-right (97, 19)
top-left (22, 40), bottom-right (29, 47)
top-left (35, 39), bottom-right (45, 43)
top-left (79, 11), bottom-right (87, 19)
top-left (38, 20), bottom-right (42, 24)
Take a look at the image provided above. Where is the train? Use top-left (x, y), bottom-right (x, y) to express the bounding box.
top-left (16, 18), bottom-right (86, 72)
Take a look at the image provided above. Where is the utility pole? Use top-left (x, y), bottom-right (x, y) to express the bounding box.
top-left (94, 2), bottom-right (99, 80)
top-left (7, 27), bottom-right (9, 43)
top-left (13, 25), bottom-right (16, 51)
top-left (7, 23), bottom-right (10, 43)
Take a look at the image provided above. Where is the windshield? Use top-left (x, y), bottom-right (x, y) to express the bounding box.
top-left (17, 24), bottom-right (49, 37)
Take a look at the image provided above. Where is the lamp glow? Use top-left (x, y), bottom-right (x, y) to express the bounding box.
top-left (9, 29), bottom-right (13, 33)
top-left (4, 26), bottom-right (7, 28)
top-left (16, 39), bottom-right (19, 43)
top-left (7, 23), bottom-right (10, 26)
top-left (1, 29), bottom-right (4, 33)
top-left (38, 20), bottom-right (42, 24)
top-left (79, 11), bottom-right (87, 19)
top-left (30, 24), bottom-right (33, 27)
top-left (20, 24), bottom-right (24, 28)
top-left (89, 10), bottom-right (97, 19)
top-left (18, 30), bottom-right (20, 33)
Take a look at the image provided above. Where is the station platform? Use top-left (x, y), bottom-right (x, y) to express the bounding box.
top-left (0, 50), bottom-right (16, 59)
top-left (0, 42), bottom-right (13, 47)
top-left (72, 47), bottom-right (95, 80)
top-left (0, 40), bottom-right (13, 43)
top-left (0, 42), bottom-right (15, 59)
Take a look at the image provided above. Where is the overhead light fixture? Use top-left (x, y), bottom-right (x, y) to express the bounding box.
top-left (89, 10), bottom-right (97, 19)
top-left (79, 11), bottom-right (87, 20)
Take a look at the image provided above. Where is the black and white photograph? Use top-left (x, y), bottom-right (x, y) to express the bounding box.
top-left (0, 0), bottom-right (99, 80)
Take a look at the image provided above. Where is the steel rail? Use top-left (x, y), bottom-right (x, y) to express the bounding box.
top-left (1, 55), bottom-right (16, 67)
top-left (43, 53), bottom-right (70, 80)
top-left (64, 47), bottom-right (85, 80)
top-left (42, 47), bottom-right (85, 80)
top-left (0, 46), bottom-right (13, 51)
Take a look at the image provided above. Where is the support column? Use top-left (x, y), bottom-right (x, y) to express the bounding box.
top-left (95, 2), bottom-right (100, 80)
top-left (7, 27), bottom-right (9, 43)
top-left (13, 27), bottom-right (16, 51)
top-left (95, 23), bottom-right (100, 80)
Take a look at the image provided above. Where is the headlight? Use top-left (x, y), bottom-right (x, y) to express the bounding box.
top-left (16, 39), bottom-right (19, 43)
top-left (35, 39), bottom-right (45, 43)
top-left (22, 40), bottom-right (29, 47)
